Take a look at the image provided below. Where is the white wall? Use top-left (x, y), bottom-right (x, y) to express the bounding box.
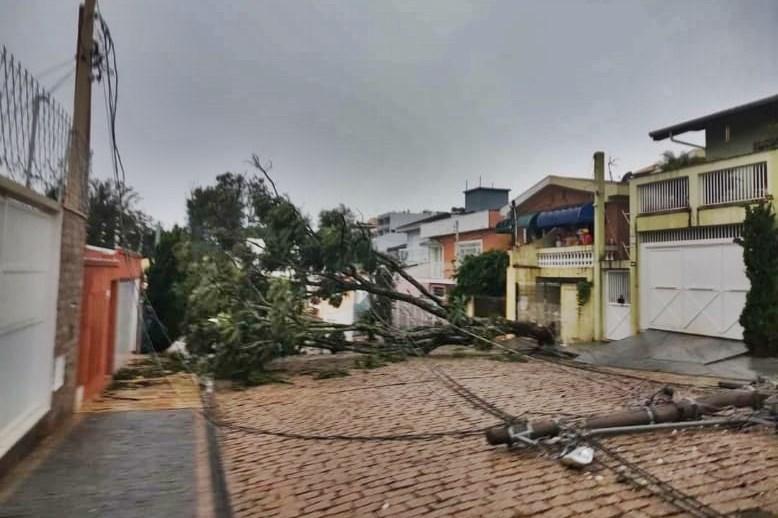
top-left (312, 291), bottom-right (370, 340)
top-left (419, 211), bottom-right (490, 238)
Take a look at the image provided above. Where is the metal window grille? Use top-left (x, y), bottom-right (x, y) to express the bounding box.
top-left (637, 177), bottom-right (689, 214)
top-left (607, 271), bottom-right (629, 304)
top-left (639, 224), bottom-right (743, 244)
top-left (699, 162), bottom-right (768, 206)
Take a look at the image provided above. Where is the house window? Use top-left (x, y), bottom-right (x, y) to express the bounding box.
top-left (431, 285), bottom-right (446, 298)
top-left (607, 271), bottom-right (630, 305)
top-left (724, 125), bottom-right (731, 143)
top-left (456, 240), bottom-right (482, 262)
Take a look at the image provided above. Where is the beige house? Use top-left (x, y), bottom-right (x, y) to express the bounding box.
top-left (503, 171), bottom-right (630, 345)
top-left (630, 94), bottom-right (778, 340)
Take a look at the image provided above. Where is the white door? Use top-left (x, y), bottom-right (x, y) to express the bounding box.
top-left (0, 194), bottom-right (61, 458)
top-left (113, 279), bottom-right (140, 372)
top-left (428, 245), bottom-right (443, 279)
top-left (605, 270), bottom-right (631, 341)
top-left (639, 239), bottom-right (747, 340)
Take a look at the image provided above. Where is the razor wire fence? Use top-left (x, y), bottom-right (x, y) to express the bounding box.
top-left (0, 45), bottom-right (73, 200)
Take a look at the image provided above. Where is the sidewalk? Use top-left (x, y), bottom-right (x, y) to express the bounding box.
top-left (0, 358), bottom-right (225, 518)
top-left (574, 330), bottom-right (778, 381)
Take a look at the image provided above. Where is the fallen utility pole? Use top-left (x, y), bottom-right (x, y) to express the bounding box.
top-left (486, 388), bottom-right (771, 447)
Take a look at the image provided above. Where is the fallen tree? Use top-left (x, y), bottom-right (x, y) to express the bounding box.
top-left (180, 156), bottom-right (555, 383)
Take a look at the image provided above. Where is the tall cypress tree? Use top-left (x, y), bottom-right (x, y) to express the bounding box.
top-left (737, 201), bottom-right (778, 356)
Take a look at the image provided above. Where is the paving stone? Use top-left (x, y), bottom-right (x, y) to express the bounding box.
top-left (215, 357), bottom-right (778, 517)
top-left (0, 410), bottom-right (200, 518)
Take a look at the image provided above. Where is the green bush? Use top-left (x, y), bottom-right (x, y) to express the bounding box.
top-left (736, 201), bottom-right (778, 356)
top-left (452, 250), bottom-right (509, 298)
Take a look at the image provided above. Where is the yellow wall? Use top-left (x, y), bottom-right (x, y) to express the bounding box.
top-left (506, 246), bottom-right (596, 344)
top-left (628, 148), bottom-right (778, 334)
top-left (560, 283), bottom-right (594, 344)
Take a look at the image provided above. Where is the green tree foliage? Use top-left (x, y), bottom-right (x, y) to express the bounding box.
top-left (736, 201), bottom-right (778, 356)
top-left (186, 172), bottom-right (252, 252)
top-left (452, 250), bottom-right (509, 299)
top-left (87, 179), bottom-right (155, 255)
top-left (659, 150), bottom-right (705, 172)
top-left (144, 225), bottom-right (188, 351)
top-left (176, 157), bottom-right (554, 381)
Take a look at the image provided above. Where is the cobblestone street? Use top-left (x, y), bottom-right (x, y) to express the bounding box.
top-left (216, 357), bottom-right (778, 517)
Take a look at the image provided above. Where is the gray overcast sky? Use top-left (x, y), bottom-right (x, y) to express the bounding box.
top-left (3, 0), bottom-right (778, 225)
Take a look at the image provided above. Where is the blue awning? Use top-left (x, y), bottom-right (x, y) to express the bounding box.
top-left (534, 203), bottom-right (594, 230)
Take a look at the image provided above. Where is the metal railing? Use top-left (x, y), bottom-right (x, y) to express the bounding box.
top-left (537, 245), bottom-right (617, 268)
top-left (0, 46), bottom-right (72, 198)
top-left (637, 177), bottom-right (689, 214)
top-left (700, 161), bottom-right (768, 206)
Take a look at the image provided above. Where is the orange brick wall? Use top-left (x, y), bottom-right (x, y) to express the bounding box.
top-left (434, 212), bottom-right (512, 279)
top-left (516, 185), bottom-right (593, 213)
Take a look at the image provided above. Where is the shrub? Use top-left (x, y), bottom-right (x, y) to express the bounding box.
top-left (736, 201), bottom-right (778, 356)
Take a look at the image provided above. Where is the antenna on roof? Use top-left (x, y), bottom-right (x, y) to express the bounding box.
top-left (479, 176), bottom-right (482, 187)
top-left (465, 179), bottom-right (468, 190)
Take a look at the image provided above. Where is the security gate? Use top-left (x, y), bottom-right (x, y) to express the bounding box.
top-left (605, 270), bottom-right (631, 341)
top-left (0, 193), bottom-right (61, 458)
top-left (639, 237), bottom-right (747, 340)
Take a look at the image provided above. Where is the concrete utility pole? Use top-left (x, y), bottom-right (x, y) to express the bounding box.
top-left (64, 0), bottom-right (96, 210)
top-left (592, 151), bottom-right (606, 341)
top-left (49, 0), bottom-right (97, 424)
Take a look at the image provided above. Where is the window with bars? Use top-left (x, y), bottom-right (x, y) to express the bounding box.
top-left (637, 177), bottom-right (689, 214)
top-left (640, 224), bottom-right (742, 244)
top-left (699, 162), bottom-right (768, 206)
top-left (607, 271), bottom-right (630, 305)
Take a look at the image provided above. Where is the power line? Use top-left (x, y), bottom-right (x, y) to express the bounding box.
top-left (34, 55), bottom-right (75, 79)
top-left (45, 66), bottom-right (75, 95)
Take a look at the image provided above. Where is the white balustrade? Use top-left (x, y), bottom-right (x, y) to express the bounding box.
top-left (536, 245), bottom-right (618, 268)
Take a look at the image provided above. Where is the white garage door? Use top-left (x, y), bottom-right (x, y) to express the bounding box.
top-left (639, 237), bottom-right (747, 340)
top-left (0, 194), bottom-right (61, 458)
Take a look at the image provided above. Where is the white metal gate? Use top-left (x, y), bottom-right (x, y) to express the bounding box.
top-left (0, 193), bottom-right (61, 458)
top-left (605, 270), bottom-right (631, 341)
top-left (113, 279), bottom-right (140, 372)
top-left (639, 238), bottom-right (747, 340)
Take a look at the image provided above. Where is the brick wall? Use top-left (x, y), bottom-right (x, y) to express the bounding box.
top-left (516, 185), bottom-right (593, 213)
top-left (436, 225), bottom-right (512, 279)
top-left (48, 210), bottom-right (87, 426)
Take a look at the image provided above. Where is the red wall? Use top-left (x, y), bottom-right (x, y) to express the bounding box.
top-left (77, 247), bottom-right (142, 403)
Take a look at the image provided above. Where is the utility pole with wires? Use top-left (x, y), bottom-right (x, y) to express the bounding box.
top-left (64, 0), bottom-right (96, 213)
top-left (49, 0), bottom-right (97, 425)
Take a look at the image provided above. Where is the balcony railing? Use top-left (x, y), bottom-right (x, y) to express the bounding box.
top-left (537, 245), bottom-right (617, 268)
top-left (638, 177), bottom-right (689, 214)
top-left (700, 161), bottom-right (768, 206)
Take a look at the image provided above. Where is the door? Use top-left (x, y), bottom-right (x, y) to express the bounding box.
top-left (639, 239), bottom-right (747, 339)
top-left (605, 270), bottom-right (631, 340)
top-left (113, 279), bottom-right (140, 372)
top-left (0, 194), bottom-right (61, 458)
top-left (428, 244), bottom-right (443, 279)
